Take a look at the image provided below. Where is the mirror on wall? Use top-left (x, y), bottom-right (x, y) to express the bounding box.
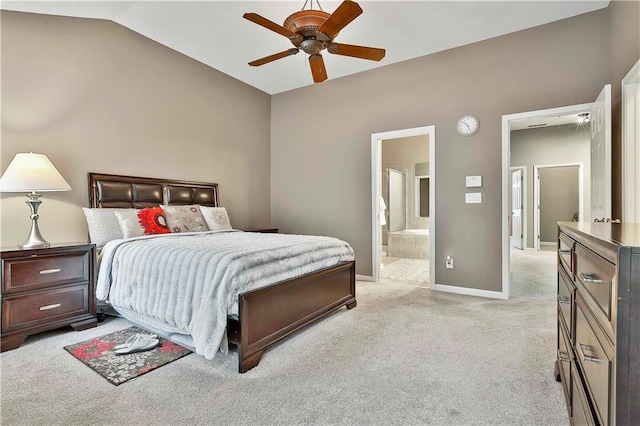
top-left (415, 176), bottom-right (430, 217)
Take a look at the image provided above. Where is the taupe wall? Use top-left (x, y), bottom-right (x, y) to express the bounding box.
top-left (539, 166), bottom-right (579, 243)
top-left (510, 125), bottom-right (591, 249)
top-left (0, 11), bottom-right (272, 247)
top-left (272, 9), bottom-right (616, 288)
top-left (608, 0), bottom-right (640, 221)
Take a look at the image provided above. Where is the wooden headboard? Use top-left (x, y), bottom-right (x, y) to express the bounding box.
top-left (88, 173), bottom-right (219, 208)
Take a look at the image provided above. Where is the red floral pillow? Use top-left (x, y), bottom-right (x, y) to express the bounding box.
top-left (137, 207), bottom-right (170, 235)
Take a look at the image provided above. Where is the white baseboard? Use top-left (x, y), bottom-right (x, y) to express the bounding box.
top-left (431, 283), bottom-right (508, 300)
top-left (356, 274), bottom-right (374, 282)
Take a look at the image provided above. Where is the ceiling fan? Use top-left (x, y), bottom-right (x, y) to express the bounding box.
top-left (243, 0), bottom-right (385, 83)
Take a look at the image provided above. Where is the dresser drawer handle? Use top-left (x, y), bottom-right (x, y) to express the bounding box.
top-left (39, 303), bottom-right (61, 311)
top-left (578, 272), bottom-right (602, 284)
top-left (39, 268), bottom-right (61, 275)
top-left (558, 295), bottom-right (571, 305)
top-left (580, 343), bottom-right (592, 351)
top-left (559, 249), bottom-right (571, 255)
top-left (583, 355), bottom-right (600, 363)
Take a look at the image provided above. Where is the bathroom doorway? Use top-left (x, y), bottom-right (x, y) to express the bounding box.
top-left (371, 126), bottom-right (434, 287)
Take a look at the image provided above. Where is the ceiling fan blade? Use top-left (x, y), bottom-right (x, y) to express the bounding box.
top-left (249, 49), bottom-right (299, 67)
top-left (243, 13), bottom-right (297, 38)
top-left (327, 43), bottom-right (385, 61)
top-left (309, 54), bottom-right (328, 83)
top-left (317, 0), bottom-right (363, 39)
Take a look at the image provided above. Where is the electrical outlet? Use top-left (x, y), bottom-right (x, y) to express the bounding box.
top-left (446, 256), bottom-right (454, 269)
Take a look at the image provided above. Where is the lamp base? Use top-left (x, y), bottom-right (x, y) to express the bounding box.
top-left (18, 193), bottom-right (50, 250)
top-left (19, 241), bottom-right (51, 250)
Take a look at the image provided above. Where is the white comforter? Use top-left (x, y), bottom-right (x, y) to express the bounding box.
top-left (96, 230), bottom-right (354, 359)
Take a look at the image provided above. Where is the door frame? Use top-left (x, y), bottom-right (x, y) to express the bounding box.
top-left (502, 102), bottom-right (591, 298)
top-left (371, 126), bottom-right (435, 284)
top-left (622, 59), bottom-right (640, 222)
top-left (509, 166), bottom-right (527, 250)
top-left (533, 162), bottom-right (584, 251)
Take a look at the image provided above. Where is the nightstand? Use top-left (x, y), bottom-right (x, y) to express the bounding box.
top-left (1, 243), bottom-right (97, 352)
top-left (239, 228), bottom-right (279, 233)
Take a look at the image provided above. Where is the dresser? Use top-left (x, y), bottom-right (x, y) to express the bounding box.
top-left (1, 243), bottom-right (97, 351)
top-left (556, 222), bottom-right (639, 425)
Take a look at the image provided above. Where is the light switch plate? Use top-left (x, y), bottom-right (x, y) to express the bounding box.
top-left (465, 192), bottom-right (482, 204)
top-left (466, 176), bottom-right (482, 188)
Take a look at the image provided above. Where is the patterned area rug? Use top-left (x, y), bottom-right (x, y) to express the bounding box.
top-left (64, 326), bottom-right (191, 385)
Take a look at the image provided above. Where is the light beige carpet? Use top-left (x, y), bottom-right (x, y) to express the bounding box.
top-left (0, 249), bottom-right (567, 425)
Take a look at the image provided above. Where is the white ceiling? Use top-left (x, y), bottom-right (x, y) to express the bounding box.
top-left (1, 1), bottom-right (610, 95)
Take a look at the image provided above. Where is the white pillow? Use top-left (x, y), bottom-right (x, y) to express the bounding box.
top-left (199, 206), bottom-right (232, 231)
top-left (114, 209), bottom-right (145, 238)
top-left (162, 205), bottom-right (209, 233)
top-left (82, 208), bottom-right (129, 248)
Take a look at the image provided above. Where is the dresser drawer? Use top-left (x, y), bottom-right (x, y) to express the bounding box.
top-left (558, 322), bottom-right (572, 411)
top-left (571, 364), bottom-right (597, 426)
top-left (559, 232), bottom-right (575, 277)
top-left (558, 268), bottom-right (574, 338)
top-left (575, 244), bottom-right (615, 335)
top-left (575, 297), bottom-right (613, 425)
top-left (1, 284), bottom-right (90, 333)
top-left (2, 251), bottom-right (89, 294)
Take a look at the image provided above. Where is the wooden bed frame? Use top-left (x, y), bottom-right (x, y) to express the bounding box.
top-left (88, 173), bottom-right (356, 372)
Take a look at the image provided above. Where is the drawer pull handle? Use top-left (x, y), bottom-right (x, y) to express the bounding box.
top-left (580, 343), bottom-right (592, 352)
top-left (558, 296), bottom-right (571, 305)
top-left (559, 249), bottom-right (571, 255)
top-left (39, 303), bottom-right (61, 311)
top-left (583, 355), bottom-right (600, 363)
top-left (39, 268), bottom-right (61, 275)
top-left (578, 272), bottom-right (602, 284)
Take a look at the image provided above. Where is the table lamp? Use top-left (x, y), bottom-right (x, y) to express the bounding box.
top-left (0, 152), bottom-right (71, 249)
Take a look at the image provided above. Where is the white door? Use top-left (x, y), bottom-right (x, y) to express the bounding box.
top-left (511, 169), bottom-right (523, 250)
top-left (590, 84), bottom-right (612, 221)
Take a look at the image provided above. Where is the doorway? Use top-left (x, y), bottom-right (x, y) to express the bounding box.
top-left (371, 126), bottom-right (435, 286)
top-left (533, 163), bottom-right (582, 251)
top-left (502, 101), bottom-right (593, 298)
top-left (510, 166), bottom-right (526, 250)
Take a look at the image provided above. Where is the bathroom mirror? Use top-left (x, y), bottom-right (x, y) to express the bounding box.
top-left (415, 176), bottom-right (430, 217)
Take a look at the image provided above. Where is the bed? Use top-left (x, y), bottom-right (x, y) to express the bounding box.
top-left (87, 172), bottom-right (356, 372)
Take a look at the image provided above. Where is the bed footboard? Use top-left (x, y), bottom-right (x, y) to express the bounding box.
top-left (227, 260), bottom-right (356, 373)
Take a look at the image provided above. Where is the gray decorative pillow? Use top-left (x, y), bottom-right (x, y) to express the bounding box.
top-left (82, 208), bottom-right (128, 249)
top-left (199, 206), bottom-right (232, 231)
top-left (114, 209), bottom-right (145, 239)
top-left (162, 205), bottom-right (209, 233)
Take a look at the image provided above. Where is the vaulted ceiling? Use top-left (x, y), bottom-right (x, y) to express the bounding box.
top-left (1, 1), bottom-right (610, 95)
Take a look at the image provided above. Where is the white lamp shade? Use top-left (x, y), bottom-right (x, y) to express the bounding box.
top-left (0, 153), bottom-right (71, 192)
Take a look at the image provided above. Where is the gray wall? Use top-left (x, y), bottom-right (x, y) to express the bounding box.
top-left (0, 11), bottom-right (272, 246)
top-left (539, 166), bottom-right (579, 243)
top-left (510, 124), bottom-right (591, 248)
top-left (271, 9), bottom-right (613, 289)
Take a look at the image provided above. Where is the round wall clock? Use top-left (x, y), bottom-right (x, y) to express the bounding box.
top-left (457, 115), bottom-right (479, 136)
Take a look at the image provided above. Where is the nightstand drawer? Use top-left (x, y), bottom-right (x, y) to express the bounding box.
top-left (1, 284), bottom-right (90, 333)
top-left (2, 252), bottom-right (89, 294)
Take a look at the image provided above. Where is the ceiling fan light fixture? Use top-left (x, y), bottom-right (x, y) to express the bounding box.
top-left (243, 0), bottom-right (385, 83)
